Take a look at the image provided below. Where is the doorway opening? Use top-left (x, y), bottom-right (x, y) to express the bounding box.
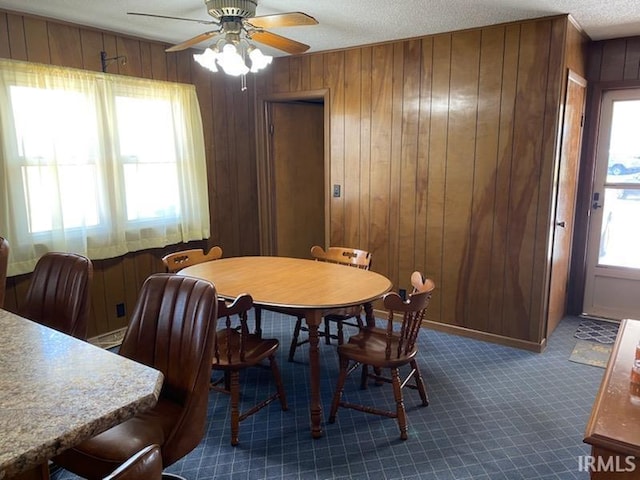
top-left (256, 90), bottom-right (329, 258)
top-left (582, 88), bottom-right (640, 320)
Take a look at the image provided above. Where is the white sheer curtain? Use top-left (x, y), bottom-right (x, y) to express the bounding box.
top-left (0, 59), bottom-right (210, 276)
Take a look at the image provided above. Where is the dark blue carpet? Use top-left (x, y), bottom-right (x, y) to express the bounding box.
top-left (53, 314), bottom-right (603, 480)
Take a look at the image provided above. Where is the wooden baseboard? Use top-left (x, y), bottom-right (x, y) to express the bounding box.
top-left (374, 308), bottom-right (546, 353)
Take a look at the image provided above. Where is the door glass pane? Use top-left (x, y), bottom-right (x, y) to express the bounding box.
top-left (599, 99), bottom-right (640, 268)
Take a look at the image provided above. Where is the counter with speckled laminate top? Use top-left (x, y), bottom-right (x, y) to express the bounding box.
top-left (0, 309), bottom-right (163, 479)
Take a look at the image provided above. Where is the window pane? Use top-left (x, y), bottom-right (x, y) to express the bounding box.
top-left (607, 100), bottom-right (640, 179)
top-left (123, 163), bottom-right (179, 221)
top-left (11, 86), bottom-right (100, 233)
top-left (115, 96), bottom-right (180, 221)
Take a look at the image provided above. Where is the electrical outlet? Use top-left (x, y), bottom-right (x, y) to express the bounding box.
top-left (116, 303), bottom-right (125, 318)
top-left (333, 184), bottom-right (341, 197)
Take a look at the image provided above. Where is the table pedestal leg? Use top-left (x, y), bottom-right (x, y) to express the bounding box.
top-left (305, 309), bottom-right (323, 438)
top-left (364, 301), bottom-right (376, 328)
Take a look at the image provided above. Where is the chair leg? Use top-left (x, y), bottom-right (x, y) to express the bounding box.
top-left (288, 317), bottom-right (304, 362)
top-left (229, 370), bottom-right (241, 446)
top-left (360, 364), bottom-right (369, 389)
top-left (336, 319), bottom-right (345, 345)
top-left (324, 318), bottom-right (331, 345)
top-left (411, 359), bottom-right (429, 406)
top-left (391, 368), bottom-right (408, 440)
top-left (329, 355), bottom-right (350, 423)
top-left (269, 355), bottom-right (288, 411)
top-left (253, 307), bottom-right (262, 339)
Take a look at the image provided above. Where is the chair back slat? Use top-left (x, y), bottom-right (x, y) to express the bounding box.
top-left (162, 246), bottom-right (223, 273)
top-left (382, 272), bottom-right (435, 360)
top-left (213, 294), bottom-right (253, 365)
top-left (310, 245), bottom-right (371, 270)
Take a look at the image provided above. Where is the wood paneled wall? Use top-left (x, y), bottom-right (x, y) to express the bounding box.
top-left (0, 10), bottom-right (587, 348)
top-left (258, 15), bottom-right (580, 347)
top-left (0, 10), bottom-right (260, 337)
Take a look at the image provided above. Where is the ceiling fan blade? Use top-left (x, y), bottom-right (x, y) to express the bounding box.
top-left (247, 12), bottom-right (318, 29)
top-left (249, 30), bottom-right (310, 55)
top-left (127, 12), bottom-right (218, 25)
top-left (165, 31), bottom-right (219, 52)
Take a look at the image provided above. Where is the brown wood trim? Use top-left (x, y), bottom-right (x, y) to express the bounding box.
top-left (378, 309), bottom-right (546, 352)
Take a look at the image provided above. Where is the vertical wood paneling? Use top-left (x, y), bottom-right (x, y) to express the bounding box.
top-left (48, 23), bottom-right (83, 68)
top-left (623, 37), bottom-right (640, 80)
top-left (397, 39), bottom-right (422, 292)
top-left (464, 26), bottom-right (504, 333)
top-left (271, 56), bottom-right (290, 93)
top-left (358, 47), bottom-right (372, 250)
top-left (387, 42), bottom-right (404, 285)
top-left (600, 38), bottom-right (628, 82)
top-left (149, 43), bottom-right (168, 80)
top-left (116, 37), bottom-right (143, 77)
top-left (24, 17), bottom-right (51, 65)
top-left (0, 13), bottom-right (10, 58)
top-left (309, 54), bottom-right (324, 90)
top-left (531, 19), bottom-right (565, 341)
top-left (503, 21), bottom-right (552, 340)
top-left (425, 34), bottom-right (451, 321)
top-left (445, 30), bottom-right (480, 327)
top-left (344, 48), bottom-right (362, 249)
top-left (79, 30), bottom-right (104, 72)
top-left (491, 25), bottom-right (520, 335)
top-left (414, 38), bottom-right (433, 283)
top-left (7, 14), bottom-right (27, 60)
top-left (369, 44), bottom-right (394, 278)
top-left (289, 56), bottom-right (304, 91)
top-left (326, 51), bottom-right (346, 245)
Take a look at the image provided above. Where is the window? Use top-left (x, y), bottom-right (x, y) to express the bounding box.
top-left (0, 59), bottom-right (210, 276)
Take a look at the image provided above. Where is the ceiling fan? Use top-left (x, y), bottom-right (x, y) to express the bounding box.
top-left (129, 0), bottom-right (318, 76)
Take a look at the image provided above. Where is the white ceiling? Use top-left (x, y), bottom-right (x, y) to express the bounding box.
top-left (1, 0), bottom-right (639, 57)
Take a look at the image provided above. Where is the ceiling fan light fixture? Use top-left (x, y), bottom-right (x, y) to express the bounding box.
top-left (215, 42), bottom-right (250, 76)
top-left (248, 45), bottom-right (272, 72)
top-left (193, 47), bottom-right (219, 72)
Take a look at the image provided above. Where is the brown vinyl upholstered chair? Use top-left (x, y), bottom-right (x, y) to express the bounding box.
top-left (103, 444), bottom-right (162, 480)
top-left (54, 274), bottom-right (218, 479)
top-left (211, 293), bottom-right (288, 446)
top-left (19, 252), bottom-right (93, 339)
top-left (161, 246), bottom-right (223, 273)
top-left (328, 271), bottom-right (435, 440)
top-left (0, 236), bottom-right (8, 309)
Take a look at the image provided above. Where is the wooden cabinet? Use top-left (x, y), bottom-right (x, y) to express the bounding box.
top-left (584, 319), bottom-right (640, 479)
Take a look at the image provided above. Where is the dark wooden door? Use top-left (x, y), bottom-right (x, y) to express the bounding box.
top-left (547, 70), bottom-right (587, 336)
top-left (269, 102), bottom-right (325, 259)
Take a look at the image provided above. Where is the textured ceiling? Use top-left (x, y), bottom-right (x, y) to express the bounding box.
top-left (1, 0), bottom-right (639, 57)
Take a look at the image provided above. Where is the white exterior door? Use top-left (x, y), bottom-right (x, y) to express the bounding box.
top-left (583, 88), bottom-right (640, 319)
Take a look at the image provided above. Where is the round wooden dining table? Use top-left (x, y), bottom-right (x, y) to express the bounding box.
top-left (178, 255), bottom-right (393, 438)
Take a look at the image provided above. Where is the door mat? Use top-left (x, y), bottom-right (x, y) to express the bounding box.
top-left (569, 339), bottom-right (613, 368)
top-left (573, 319), bottom-right (619, 344)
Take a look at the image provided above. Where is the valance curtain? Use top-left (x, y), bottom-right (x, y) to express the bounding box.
top-left (0, 59), bottom-right (210, 276)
